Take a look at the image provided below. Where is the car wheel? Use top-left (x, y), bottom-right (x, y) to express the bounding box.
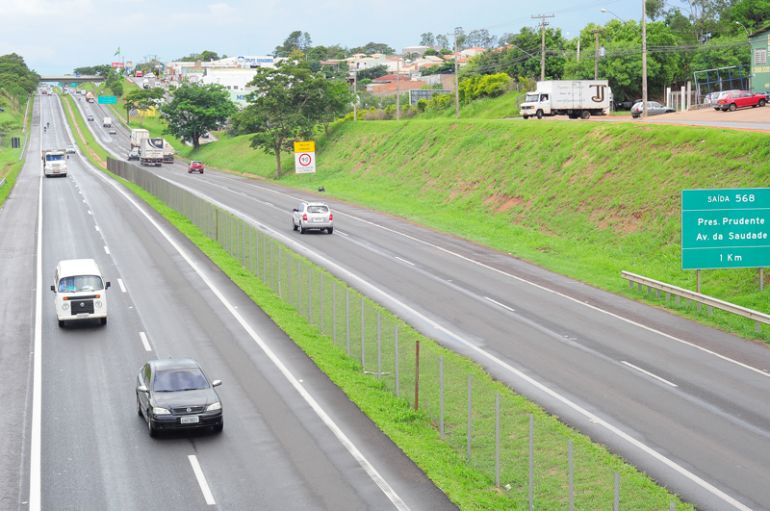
top-left (292, 220), bottom-right (298, 231)
top-left (580, 111), bottom-right (591, 120)
top-left (760, 99), bottom-right (767, 107)
top-left (58, 320), bottom-right (65, 328)
top-left (147, 416), bottom-right (158, 437)
top-left (728, 103), bottom-right (737, 112)
top-left (136, 397), bottom-right (143, 417)
top-left (327, 227), bottom-right (333, 234)
top-left (100, 317), bottom-right (107, 326)
top-left (212, 421), bottom-right (223, 434)
top-left (522, 115), bottom-right (529, 120)
top-left (298, 223), bottom-right (305, 234)
top-left (536, 110), bottom-right (543, 119)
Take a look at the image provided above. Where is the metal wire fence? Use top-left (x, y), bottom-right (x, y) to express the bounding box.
top-left (108, 157), bottom-right (686, 511)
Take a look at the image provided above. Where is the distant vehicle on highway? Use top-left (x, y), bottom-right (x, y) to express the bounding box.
top-left (86, 114), bottom-right (94, 121)
top-left (631, 101), bottom-right (675, 118)
top-left (716, 90), bottom-right (767, 111)
top-left (50, 258), bottom-right (110, 327)
top-left (135, 70), bottom-right (144, 78)
top-left (146, 72), bottom-right (155, 78)
top-left (292, 201), bottom-right (334, 234)
top-left (520, 80), bottom-right (612, 119)
top-left (66, 145), bottom-right (77, 154)
top-left (127, 147), bottom-right (140, 160)
top-left (108, 127), bottom-right (117, 135)
top-left (136, 358), bottom-right (223, 437)
top-left (42, 149), bottom-right (67, 177)
top-left (188, 161), bottom-right (205, 174)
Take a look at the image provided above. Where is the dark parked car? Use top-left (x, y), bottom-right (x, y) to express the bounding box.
top-left (136, 358), bottom-right (223, 437)
top-left (614, 99), bottom-right (640, 111)
top-left (631, 101), bottom-right (675, 118)
top-left (188, 161), bottom-right (205, 174)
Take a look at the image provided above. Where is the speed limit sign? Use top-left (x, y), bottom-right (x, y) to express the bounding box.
top-left (294, 141), bottom-right (316, 174)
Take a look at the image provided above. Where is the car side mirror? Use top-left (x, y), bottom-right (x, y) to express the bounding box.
top-left (212, 380), bottom-right (222, 387)
top-left (137, 384), bottom-right (148, 393)
top-left (292, 209), bottom-right (297, 212)
top-left (50, 285), bottom-right (55, 293)
top-left (105, 281), bottom-right (111, 289)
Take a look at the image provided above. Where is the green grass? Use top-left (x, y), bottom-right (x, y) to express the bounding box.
top-left (63, 93), bottom-right (692, 510)
top-left (420, 90), bottom-right (526, 120)
top-left (0, 93), bottom-right (30, 206)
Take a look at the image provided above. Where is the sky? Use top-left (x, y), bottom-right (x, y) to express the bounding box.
top-left (1, 0), bottom-right (656, 74)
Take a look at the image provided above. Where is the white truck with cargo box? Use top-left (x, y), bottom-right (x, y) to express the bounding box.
top-left (162, 139), bottom-right (175, 163)
top-left (50, 258), bottom-right (111, 327)
top-left (520, 80), bottom-right (612, 120)
top-left (103, 116), bottom-right (112, 127)
top-left (139, 137), bottom-right (164, 167)
top-left (42, 149), bottom-right (67, 177)
top-left (130, 128), bottom-right (149, 149)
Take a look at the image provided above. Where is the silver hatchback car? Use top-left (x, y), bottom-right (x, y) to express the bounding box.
top-left (292, 201), bottom-right (333, 234)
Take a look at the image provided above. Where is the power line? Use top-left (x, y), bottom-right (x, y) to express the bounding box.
top-left (531, 13), bottom-right (555, 80)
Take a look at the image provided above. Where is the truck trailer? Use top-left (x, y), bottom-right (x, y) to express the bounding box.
top-left (162, 140), bottom-right (175, 163)
top-left (85, 91), bottom-right (95, 103)
top-left (139, 138), bottom-right (164, 167)
top-left (520, 80), bottom-right (612, 120)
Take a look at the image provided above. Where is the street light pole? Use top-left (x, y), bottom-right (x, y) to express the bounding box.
top-left (641, 0), bottom-right (648, 119)
top-left (593, 29), bottom-right (601, 79)
top-left (454, 27), bottom-right (461, 118)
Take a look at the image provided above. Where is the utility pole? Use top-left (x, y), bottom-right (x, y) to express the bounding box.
top-left (532, 14), bottom-right (555, 81)
top-left (454, 27), bottom-right (461, 118)
top-left (576, 38), bottom-right (580, 62)
top-left (353, 65), bottom-right (358, 121)
top-left (396, 59), bottom-right (401, 120)
top-left (641, 0), bottom-right (648, 118)
top-left (592, 29), bottom-right (601, 79)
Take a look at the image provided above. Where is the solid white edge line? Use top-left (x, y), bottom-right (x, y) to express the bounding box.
top-left (335, 230), bottom-right (349, 237)
top-left (151, 175), bottom-right (751, 511)
top-left (621, 361), bottom-right (678, 388)
top-left (117, 278), bottom-right (126, 293)
top-left (94, 225), bottom-right (100, 232)
top-left (103, 245), bottom-right (110, 255)
top-left (394, 256), bottom-right (415, 266)
top-left (187, 455), bottom-right (216, 506)
top-left (29, 112), bottom-right (43, 511)
top-left (484, 296), bottom-right (516, 313)
top-left (139, 332), bottom-right (152, 352)
top-left (79, 160), bottom-right (411, 510)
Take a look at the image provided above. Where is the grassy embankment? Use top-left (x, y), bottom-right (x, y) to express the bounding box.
top-left (185, 117), bottom-right (770, 344)
top-left (62, 93), bottom-right (692, 510)
top-left (0, 93), bottom-right (30, 206)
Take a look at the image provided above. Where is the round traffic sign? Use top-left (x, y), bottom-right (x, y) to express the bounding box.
top-left (298, 153), bottom-right (313, 166)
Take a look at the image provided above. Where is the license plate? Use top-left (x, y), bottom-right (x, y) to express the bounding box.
top-left (180, 415), bottom-right (199, 424)
top-left (313, 218), bottom-right (323, 222)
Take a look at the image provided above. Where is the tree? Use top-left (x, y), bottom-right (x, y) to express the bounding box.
top-left (178, 50), bottom-right (221, 62)
top-left (161, 84), bottom-right (236, 150)
top-left (74, 64), bottom-right (112, 76)
top-left (274, 31), bottom-right (312, 57)
top-left (356, 64), bottom-right (388, 81)
top-left (350, 42), bottom-right (395, 55)
top-left (420, 32), bottom-right (436, 47)
top-left (0, 53), bottom-right (39, 105)
top-left (465, 29), bottom-right (496, 49)
top-left (124, 87), bottom-right (164, 124)
top-left (237, 61), bottom-right (351, 177)
top-left (436, 34), bottom-right (450, 50)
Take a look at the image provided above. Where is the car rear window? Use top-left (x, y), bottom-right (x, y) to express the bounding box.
top-left (153, 368), bottom-right (209, 392)
top-left (307, 206), bottom-right (329, 214)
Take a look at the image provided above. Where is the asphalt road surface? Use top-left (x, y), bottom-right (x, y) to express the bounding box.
top-left (2, 93), bottom-right (456, 511)
top-left (73, 94), bottom-right (770, 511)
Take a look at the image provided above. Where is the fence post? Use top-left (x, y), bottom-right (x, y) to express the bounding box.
top-left (320, 273), bottom-right (325, 333)
top-left (376, 312), bottom-right (382, 378)
top-left (567, 440), bottom-right (575, 511)
top-left (529, 414), bottom-right (534, 511)
top-left (308, 267), bottom-right (313, 323)
top-left (346, 288), bottom-right (351, 355)
top-left (394, 325), bottom-right (400, 398)
top-left (495, 393), bottom-right (500, 487)
top-left (466, 375), bottom-right (472, 462)
top-left (277, 244), bottom-right (282, 299)
top-left (360, 296), bottom-right (366, 369)
top-left (439, 356), bottom-right (444, 438)
top-left (332, 282), bottom-right (337, 345)
top-left (614, 472), bottom-right (620, 511)
top-left (414, 340), bottom-right (420, 410)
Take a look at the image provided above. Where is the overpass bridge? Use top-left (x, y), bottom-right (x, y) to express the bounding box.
top-left (39, 75), bottom-right (103, 83)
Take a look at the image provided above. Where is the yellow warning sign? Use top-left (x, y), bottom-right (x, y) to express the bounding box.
top-left (293, 141), bottom-right (315, 153)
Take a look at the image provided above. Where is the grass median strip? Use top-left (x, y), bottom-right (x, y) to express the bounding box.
top-left (63, 99), bottom-right (692, 510)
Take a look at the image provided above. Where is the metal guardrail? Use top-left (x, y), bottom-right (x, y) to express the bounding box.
top-left (622, 270), bottom-right (770, 331)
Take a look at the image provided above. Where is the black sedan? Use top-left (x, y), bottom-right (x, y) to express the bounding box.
top-left (136, 358), bottom-right (223, 437)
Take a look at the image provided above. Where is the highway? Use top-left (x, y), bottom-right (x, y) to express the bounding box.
top-left (2, 93), bottom-right (456, 510)
top-left (75, 93), bottom-right (770, 511)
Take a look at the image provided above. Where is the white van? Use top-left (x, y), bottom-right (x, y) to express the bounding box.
top-left (50, 259), bottom-right (111, 327)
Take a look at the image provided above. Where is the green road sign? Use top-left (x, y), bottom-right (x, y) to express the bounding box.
top-left (98, 95), bottom-right (117, 104)
top-left (681, 188), bottom-right (770, 270)
top-left (70, 82), bottom-right (77, 87)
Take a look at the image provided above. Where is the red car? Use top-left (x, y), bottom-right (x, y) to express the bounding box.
top-left (717, 91), bottom-right (767, 111)
top-left (188, 161), bottom-right (205, 174)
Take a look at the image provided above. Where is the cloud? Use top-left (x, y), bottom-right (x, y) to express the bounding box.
top-left (0, 0), bottom-right (92, 17)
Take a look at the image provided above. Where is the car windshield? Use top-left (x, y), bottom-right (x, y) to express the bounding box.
top-left (307, 205), bottom-right (329, 214)
top-left (46, 154), bottom-right (64, 162)
top-left (153, 368), bottom-right (209, 392)
top-left (58, 275), bottom-right (103, 292)
top-left (524, 93), bottom-right (540, 103)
